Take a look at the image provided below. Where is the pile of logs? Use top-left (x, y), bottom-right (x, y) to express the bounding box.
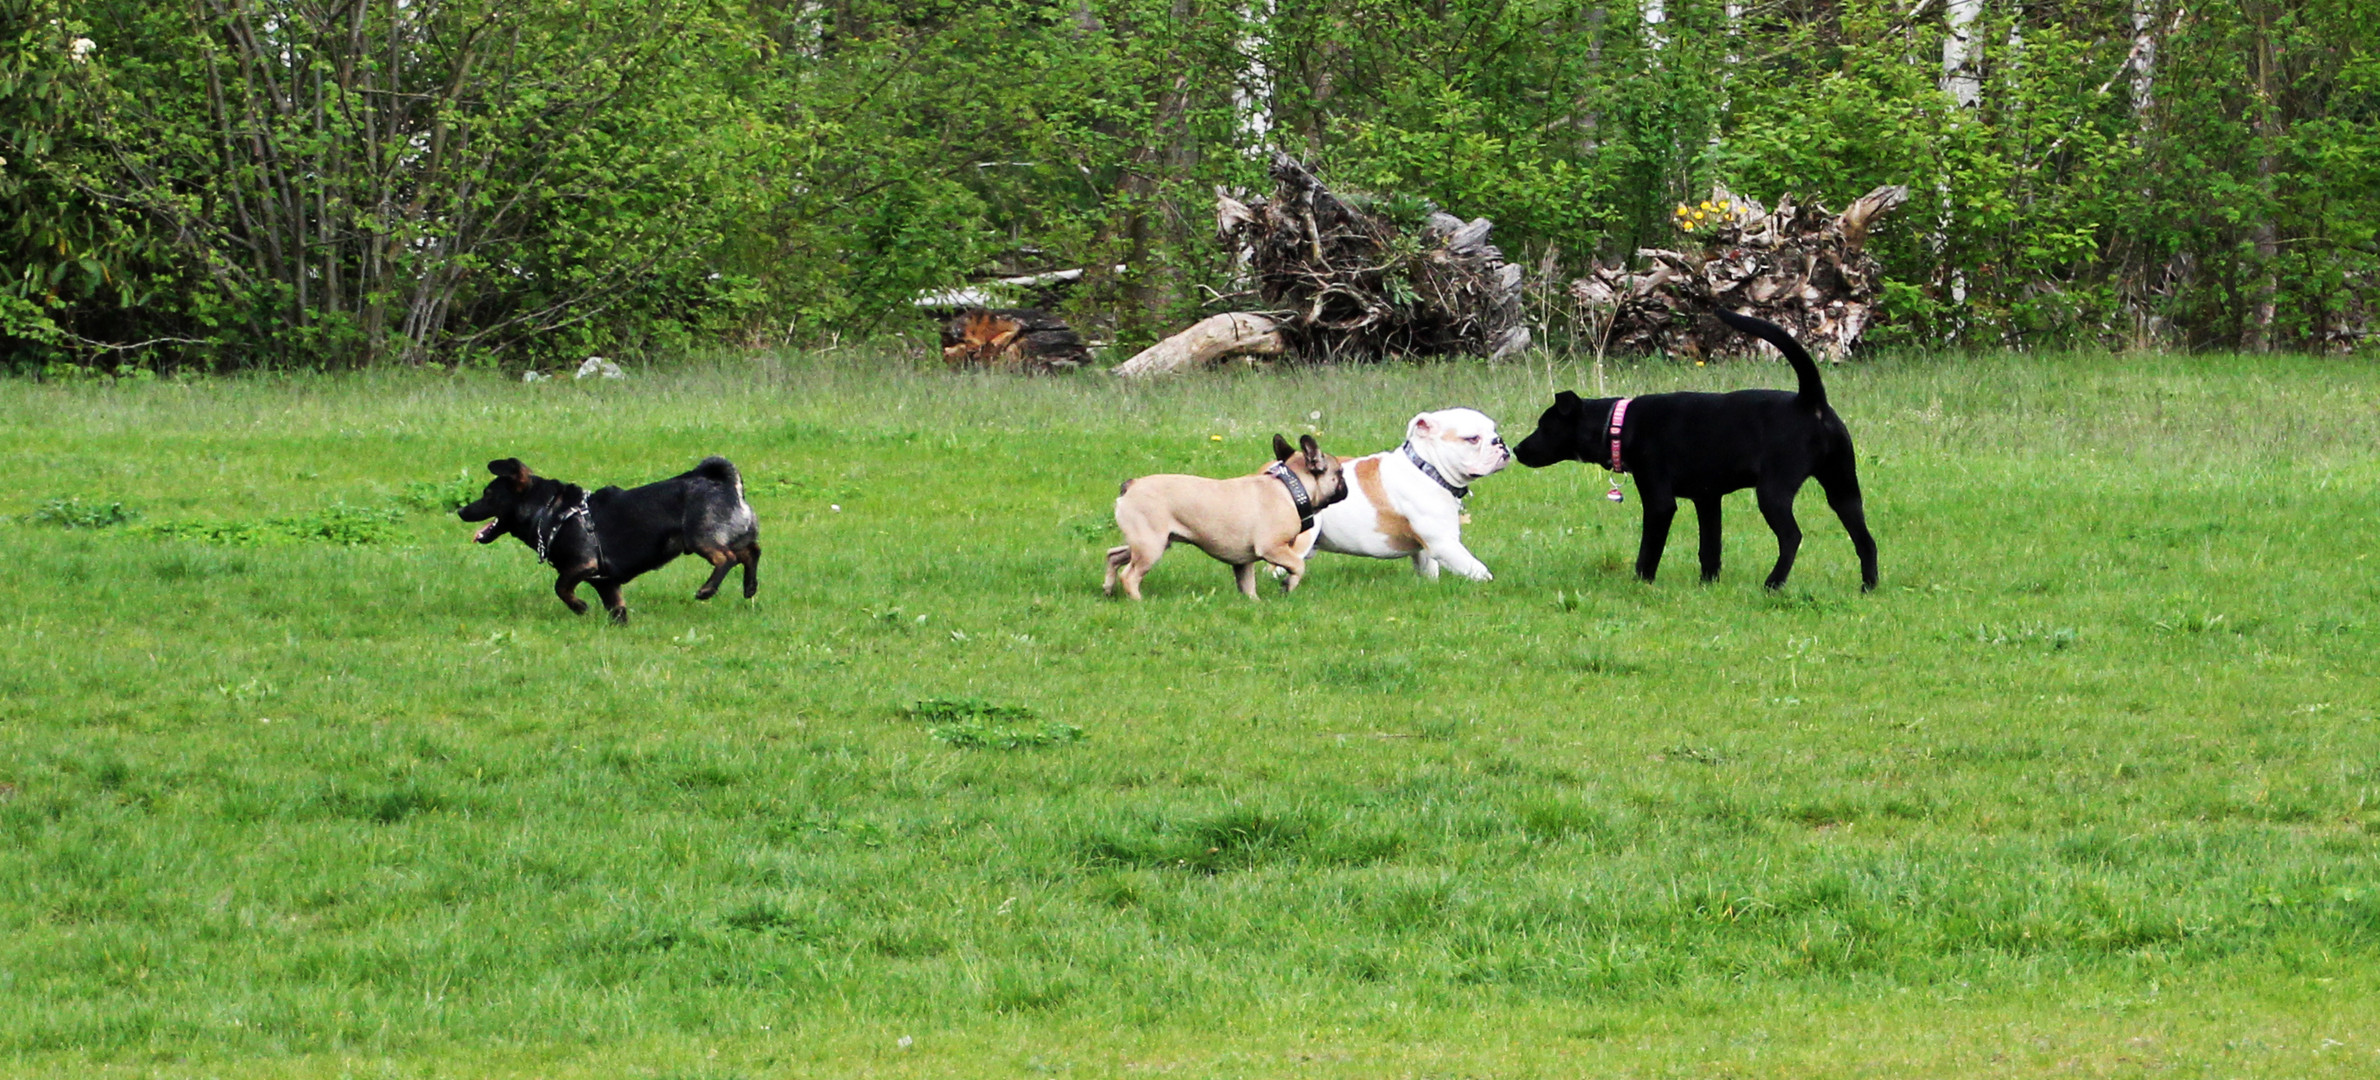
top-left (1571, 183), bottom-right (1910, 361)
top-left (1115, 154), bottom-right (1527, 376)
top-left (938, 307), bottom-right (1090, 372)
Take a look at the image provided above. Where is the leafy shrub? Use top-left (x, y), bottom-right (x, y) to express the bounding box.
top-left (399, 472), bottom-right (481, 513)
top-left (906, 698), bottom-right (1037, 725)
top-left (30, 498), bottom-right (139, 529)
top-left (141, 504), bottom-right (402, 547)
top-left (908, 698), bottom-right (1081, 750)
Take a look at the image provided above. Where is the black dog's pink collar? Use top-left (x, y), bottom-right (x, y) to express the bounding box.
top-left (1606, 397), bottom-right (1634, 473)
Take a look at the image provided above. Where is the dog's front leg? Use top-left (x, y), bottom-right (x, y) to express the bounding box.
top-left (1261, 543), bottom-right (1308, 595)
top-left (554, 574), bottom-right (591, 615)
top-left (1634, 484), bottom-right (1678, 582)
top-left (1413, 522), bottom-right (1490, 581)
top-left (1694, 495), bottom-right (1725, 583)
top-left (1233, 561), bottom-right (1262, 599)
top-left (594, 581), bottom-right (629, 624)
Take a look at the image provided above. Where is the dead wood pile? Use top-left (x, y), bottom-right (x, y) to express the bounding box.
top-left (939, 308), bottom-right (1090, 372)
top-left (1573, 184), bottom-right (1910, 361)
top-left (1115, 154), bottom-right (1527, 376)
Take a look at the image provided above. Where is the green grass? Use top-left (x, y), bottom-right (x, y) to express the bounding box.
top-left (2, 349), bottom-right (2378, 1077)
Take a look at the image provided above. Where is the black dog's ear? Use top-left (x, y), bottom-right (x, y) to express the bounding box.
top-left (1300, 433), bottom-right (1325, 472)
top-left (1554, 390), bottom-right (1582, 409)
top-left (488, 458), bottom-right (531, 489)
top-left (1272, 434), bottom-right (1295, 461)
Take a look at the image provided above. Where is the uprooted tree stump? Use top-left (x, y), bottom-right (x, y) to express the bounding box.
top-left (1573, 183), bottom-right (1909, 361)
top-left (1114, 154), bottom-right (1528, 376)
top-left (940, 308), bottom-right (1090, 372)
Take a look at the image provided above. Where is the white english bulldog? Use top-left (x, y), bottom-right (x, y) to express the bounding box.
top-left (1296, 407), bottom-right (1511, 580)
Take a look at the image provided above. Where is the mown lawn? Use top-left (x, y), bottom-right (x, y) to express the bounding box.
top-left (2, 348), bottom-right (2377, 1078)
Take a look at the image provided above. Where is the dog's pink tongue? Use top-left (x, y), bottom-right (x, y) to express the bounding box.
top-left (474, 520), bottom-right (503, 543)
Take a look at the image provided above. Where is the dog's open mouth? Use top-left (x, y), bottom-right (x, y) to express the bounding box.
top-left (473, 520), bottom-right (504, 543)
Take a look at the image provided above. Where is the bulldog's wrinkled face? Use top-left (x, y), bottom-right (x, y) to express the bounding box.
top-left (1407, 407), bottom-right (1511, 481)
top-left (456, 457), bottom-right (536, 543)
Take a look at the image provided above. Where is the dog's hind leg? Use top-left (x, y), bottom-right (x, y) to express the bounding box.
top-left (1233, 561), bottom-right (1262, 599)
top-left (1693, 496), bottom-right (1725, 583)
top-left (739, 542), bottom-right (761, 599)
top-left (1104, 545), bottom-right (1132, 597)
top-left (1114, 541), bottom-right (1164, 601)
top-left (595, 581), bottom-right (628, 625)
top-left (1815, 458), bottom-right (1878, 591)
top-left (1634, 483), bottom-right (1678, 582)
top-left (694, 548), bottom-right (736, 601)
top-left (1755, 480), bottom-right (1806, 589)
top-left (554, 574), bottom-right (592, 615)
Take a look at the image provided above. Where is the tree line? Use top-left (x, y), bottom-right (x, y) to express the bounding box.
top-left (4, 0), bottom-right (2373, 369)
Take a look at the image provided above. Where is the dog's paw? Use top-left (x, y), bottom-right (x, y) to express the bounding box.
top-left (608, 607), bottom-right (630, 625)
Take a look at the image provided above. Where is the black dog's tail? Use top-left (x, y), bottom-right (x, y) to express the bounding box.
top-left (1716, 309), bottom-right (1826, 412)
top-left (694, 455), bottom-right (742, 496)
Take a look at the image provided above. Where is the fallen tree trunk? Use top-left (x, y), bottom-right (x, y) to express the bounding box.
top-left (1116, 154), bottom-right (1526, 377)
top-left (1111, 312), bottom-right (1284, 376)
top-left (1573, 183), bottom-right (1909, 361)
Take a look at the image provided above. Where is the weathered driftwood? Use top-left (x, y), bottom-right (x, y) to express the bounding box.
top-left (940, 308), bottom-right (1090, 372)
top-left (1573, 183), bottom-right (1910, 361)
top-left (1110, 312), bottom-right (1284, 376)
top-left (1116, 154), bottom-right (1526, 376)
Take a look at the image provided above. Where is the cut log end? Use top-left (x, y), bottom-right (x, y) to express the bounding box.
top-left (940, 308), bottom-right (1089, 373)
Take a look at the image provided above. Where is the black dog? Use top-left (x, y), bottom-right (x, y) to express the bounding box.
top-left (1513, 310), bottom-right (1877, 590)
top-left (457, 456), bottom-right (760, 623)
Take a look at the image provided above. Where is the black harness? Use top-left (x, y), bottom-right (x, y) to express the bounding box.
top-left (1401, 442), bottom-right (1471, 499)
top-left (1264, 462), bottom-right (1319, 532)
top-left (531, 489), bottom-right (608, 576)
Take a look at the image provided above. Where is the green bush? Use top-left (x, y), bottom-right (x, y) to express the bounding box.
top-left (29, 498), bottom-right (138, 529)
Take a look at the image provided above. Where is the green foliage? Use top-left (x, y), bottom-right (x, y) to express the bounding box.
top-left (4, 0), bottom-right (2377, 361)
top-left (398, 472), bottom-right (481, 515)
top-left (139, 503), bottom-right (402, 547)
top-left (28, 496), bottom-right (135, 529)
top-left (910, 697), bottom-right (1082, 749)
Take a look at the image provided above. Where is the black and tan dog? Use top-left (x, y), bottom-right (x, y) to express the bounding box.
top-left (458, 456), bottom-right (760, 623)
top-left (1513, 310), bottom-right (1878, 591)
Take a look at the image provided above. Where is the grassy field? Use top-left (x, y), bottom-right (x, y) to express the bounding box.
top-left (2, 347), bottom-right (2378, 1078)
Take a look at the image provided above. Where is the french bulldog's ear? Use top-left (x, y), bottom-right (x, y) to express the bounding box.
top-left (1299, 433), bottom-right (1322, 462)
top-left (1273, 434), bottom-right (1295, 461)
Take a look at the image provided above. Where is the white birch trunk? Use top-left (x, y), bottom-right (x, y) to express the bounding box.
top-left (1233, 2), bottom-right (1275, 151)
top-left (1938, 0), bottom-right (1984, 309)
top-left (1942, 0), bottom-right (1983, 108)
top-left (2130, 0), bottom-right (2157, 115)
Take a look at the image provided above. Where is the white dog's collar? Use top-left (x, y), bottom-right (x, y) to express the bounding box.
top-left (1400, 442), bottom-right (1470, 499)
